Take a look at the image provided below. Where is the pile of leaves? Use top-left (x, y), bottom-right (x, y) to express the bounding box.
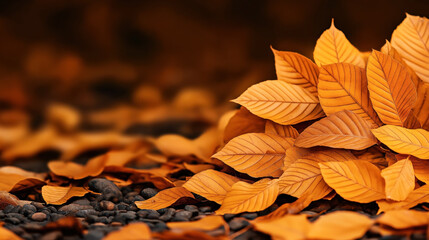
top-left (1, 13), bottom-right (429, 240)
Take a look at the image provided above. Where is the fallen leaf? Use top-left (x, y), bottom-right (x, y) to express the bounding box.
top-left (411, 157), bottom-right (429, 183)
top-left (319, 160), bottom-right (385, 203)
top-left (0, 191), bottom-right (20, 210)
top-left (103, 222), bottom-right (151, 240)
top-left (265, 121), bottom-right (299, 138)
top-left (182, 169), bottom-right (239, 204)
top-left (414, 81), bottom-right (429, 129)
top-left (282, 147), bottom-right (311, 170)
top-left (48, 154), bottom-right (107, 180)
top-left (377, 184), bottom-right (429, 213)
top-left (0, 226), bottom-right (22, 240)
top-left (381, 157), bottom-right (415, 201)
top-left (307, 211), bottom-right (374, 240)
top-left (391, 14), bottom-right (429, 83)
top-left (317, 63), bottom-right (381, 127)
top-left (367, 50), bottom-right (417, 126)
top-left (183, 163), bottom-right (214, 174)
top-left (377, 210), bottom-right (429, 229)
top-left (216, 179), bottom-right (279, 215)
top-left (371, 125), bottom-right (429, 159)
top-left (272, 47), bottom-right (319, 96)
top-left (295, 110), bottom-right (377, 150)
top-left (313, 20), bottom-right (365, 68)
top-left (253, 214), bottom-right (311, 240)
top-left (223, 107), bottom-right (265, 143)
top-left (212, 133), bottom-right (293, 178)
top-left (167, 215), bottom-right (226, 231)
top-left (135, 187), bottom-right (195, 210)
top-left (258, 193), bottom-right (314, 220)
top-left (232, 80), bottom-right (324, 125)
top-left (42, 185), bottom-right (92, 205)
top-left (0, 172), bottom-right (45, 192)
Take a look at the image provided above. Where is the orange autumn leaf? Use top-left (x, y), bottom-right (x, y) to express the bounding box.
top-left (104, 150), bottom-right (138, 167)
top-left (253, 214), bottom-right (311, 240)
top-left (135, 187), bottom-right (195, 210)
top-left (48, 154), bottom-right (107, 180)
top-left (232, 80), bottom-right (324, 125)
top-left (381, 157), bottom-right (415, 201)
top-left (391, 14), bottom-right (429, 83)
top-left (411, 157), bottom-right (429, 183)
top-left (295, 110), bottom-right (377, 150)
top-left (307, 211), bottom-right (374, 240)
top-left (317, 63), bottom-right (381, 127)
top-left (183, 163), bottom-right (214, 174)
top-left (265, 121), bottom-right (299, 138)
top-left (371, 125), bottom-right (429, 159)
top-left (282, 146), bottom-right (312, 170)
top-left (212, 133), bottom-right (294, 178)
top-left (377, 184), bottom-right (429, 213)
top-left (42, 185), bottom-right (92, 205)
top-left (272, 47), bottom-right (319, 96)
top-left (377, 210), bottom-right (429, 229)
top-left (216, 179), bottom-right (279, 215)
top-left (313, 20), bottom-right (365, 68)
top-left (414, 81), bottom-right (429, 130)
top-left (223, 107), bottom-right (265, 143)
top-left (319, 160), bottom-right (385, 203)
top-left (366, 50), bottom-right (417, 126)
top-left (182, 169), bottom-right (239, 204)
top-left (0, 226), bottom-right (22, 240)
top-left (167, 215), bottom-right (226, 231)
top-left (0, 172), bottom-right (45, 192)
top-left (104, 222), bottom-right (151, 240)
top-left (258, 193), bottom-right (314, 220)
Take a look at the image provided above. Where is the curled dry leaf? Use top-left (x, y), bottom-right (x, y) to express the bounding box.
top-left (318, 63), bottom-right (381, 127)
top-left (232, 80), bottom-right (324, 125)
top-left (0, 172), bottom-right (45, 192)
top-left (377, 184), bottom-right (429, 213)
top-left (319, 160), bottom-right (385, 203)
top-left (313, 20), bottom-right (365, 68)
top-left (272, 47), bottom-right (319, 96)
top-left (265, 121), bottom-right (299, 138)
top-left (366, 50), bottom-right (417, 126)
top-left (295, 110), bottom-right (378, 150)
top-left (48, 154), bottom-right (107, 180)
top-left (0, 191), bottom-right (20, 210)
top-left (182, 169), bottom-right (239, 204)
top-left (307, 211), bottom-right (374, 240)
top-left (212, 133), bottom-right (293, 178)
top-left (253, 214), bottom-right (311, 240)
top-left (42, 185), bottom-right (92, 205)
top-left (167, 215), bottom-right (226, 232)
top-left (391, 14), bottom-right (429, 83)
top-left (381, 157), bottom-right (415, 201)
top-left (104, 222), bottom-right (151, 240)
top-left (377, 210), bottom-right (429, 229)
top-left (135, 187), bottom-right (195, 210)
top-left (371, 125), bottom-right (429, 159)
top-left (216, 178), bottom-right (279, 215)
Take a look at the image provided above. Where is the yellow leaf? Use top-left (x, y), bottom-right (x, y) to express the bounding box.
top-left (212, 133), bottom-right (293, 178)
top-left (318, 63), bottom-right (381, 127)
top-left (216, 179), bottom-right (279, 214)
top-left (135, 187), bottom-right (195, 210)
top-left (182, 169), bottom-right (239, 204)
top-left (279, 157), bottom-right (331, 200)
top-left (42, 185), bottom-right (91, 205)
top-left (104, 222), bottom-right (151, 240)
top-left (167, 215), bottom-right (226, 231)
top-left (367, 50), bottom-right (417, 126)
top-left (313, 20), bottom-right (365, 68)
top-left (377, 210), bottom-right (429, 229)
top-left (232, 80), bottom-right (324, 125)
top-left (381, 157), bottom-right (415, 201)
top-left (377, 185), bottom-right (429, 213)
top-left (272, 47), bottom-right (319, 96)
top-left (253, 214), bottom-right (311, 240)
top-left (319, 160), bottom-right (385, 203)
top-left (307, 211), bottom-right (374, 240)
top-left (48, 155), bottom-right (107, 180)
top-left (391, 14), bottom-right (429, 83)
top-left (295, 110), bottom-right (378, 150)
top-left (411, 157), bottom-right (429, 183)
top-left (265, 121), bottom-right (299, 138)
top-left (371, 125), bottom-right (429, 159)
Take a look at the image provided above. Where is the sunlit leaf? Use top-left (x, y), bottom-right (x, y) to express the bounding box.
top-left (377, 210), bottom-right (429, 229)
top-left (265, 121), bottom-right (299, 138)
top-left (377, 185), bottom-right (429, 213)
top-left (42, 185), bottom-right (92, 205)
top-left (381, 157), bottom-right (415, 201)
top-left (135, 187), bottom-right (195, 210)
top-left (104, 222), bottom-right (151, 240)
top-left (253, 214), bottom-right (311, 240)
top-left (48, 155), bottom-right (107, 180)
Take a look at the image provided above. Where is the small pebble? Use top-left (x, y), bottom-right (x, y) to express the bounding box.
top-left (31, 202), bottom-right (45, 210)
top-left (116, 203), bottom-right (128, 210)
top-left (50, 213), bottom-right (65, 222)
top-left (152, 221), bottom-right (168, 232)
top-left (59, 204), bottom-right (93, 213)
top-left (76, 209), bottom-right (99, 218)
top-left (40, 231), bottom-right (62, 240)
top-left (159, 208), bottom-right (175, 222)
top-left (100, 201), bottom-right (115, 211)
top-left (146, 210), bottom-right (160, 219)
top-left (72, 199), bottom-right (91, 206)
top-left (172, 210), bottom-right (192, 221)
top-left (229, 218), bottom-right (249, 231)
top-left (241, 213), bottom-right (258, 220)
top-left (199, 206), bottom-right (212, 213)
top-left (136, 210), bottom-right (148, 219)
top-left (184, 205), bottom-right (198, 213)
top-left (127, 203), bottom-right (138, 212)
top-left (88, 178), bottom-right (123, 202)
top-left (223, 214), bottom-right (236, 221)
top-left (133, 195), bottom-right (144, 201)
top-left (84, 230), bottom-right (104, 240)
top-left (7, 213), bottom-right (27, 222)
top-left (5, 217), bottom-right (21, 224)
top-left (4, 205), bottom-right (20, 214)
top-left (110, 222), bottom-right (122, 226)
top-left (140, 188), bottom-right (158, 199)
top-left (21, 204), bottom-right (37, 216)
top-left (31, 212), bottom-right (47, 221)
top-left (100, 211), bottom-right (115, 217)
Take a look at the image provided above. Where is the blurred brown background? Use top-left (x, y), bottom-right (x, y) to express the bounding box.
top-left (0, 0), bottom-right (427, 112)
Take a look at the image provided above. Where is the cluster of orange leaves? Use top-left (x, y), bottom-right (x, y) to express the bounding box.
top-left (1, 13), bottom-right (429, 240)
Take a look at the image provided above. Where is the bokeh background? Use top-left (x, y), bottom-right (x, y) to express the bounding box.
top-left (0, 0), bottom-right (428, 112)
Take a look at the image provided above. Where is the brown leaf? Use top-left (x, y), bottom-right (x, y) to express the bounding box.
top-left (253, 214), bottom-right (311, 240)
top-left (381, 157), bottom-right (415, 201)
top-left (265, 121), bottom-right (299, 138)
top-left (135, 187), bottom-right (195, 210)
top-left (48, 155), bottom-right (107, 180)
top-left (42, 185), bottom-right (92, 205)
top-left (377, 210), bottom-right (429, 229)
top-left (307, 211), bottom-right (374, 240)
top-left (0, 191), bottom-right (20, 210)
top-left (182, 169), bottom-right (239, 204)
top-left (295, 110), bottom-right (377, 150)
top-left (213, 133), bottom-right (293, 178)
top-left (104, 222), bottom-right (151, 240)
